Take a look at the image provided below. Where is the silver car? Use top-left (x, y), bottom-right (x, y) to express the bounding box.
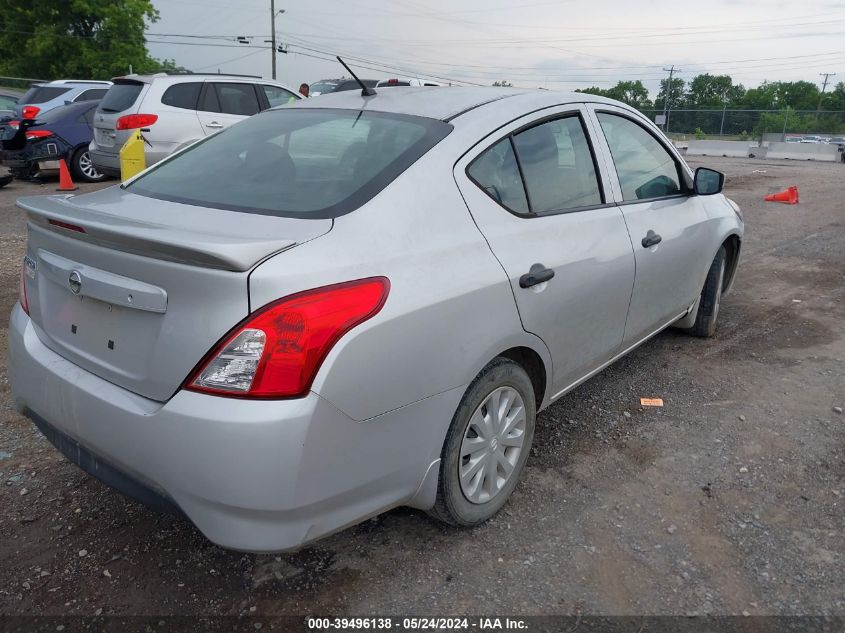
top-left (9, 87), bottom-right (743, 552)
top-left (89, 73), bottom-right (300, 178)
top-left (12, 80), bottom-right (112, 120)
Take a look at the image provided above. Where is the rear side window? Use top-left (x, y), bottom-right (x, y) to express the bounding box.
top-left (161, 82), bottom-right (202, 110)
top-left (512, 117), bottom-right (602, 213)
top-left (76, 89), bottom-right (108, 102)
top-left (128, 109), bottom-right (452, 218)
top-left (596, 113), bottom-right (682, 201)
top-left (100, 83), bottom-right (143, 113)
top-left (261, 85), bottom-right (297, 108)
top-left (467, 138), bottom-right (529, 214)
top-left (214, 83), bottom-right (260, 116)
top-left (19, 86), bottom-right (71, 104)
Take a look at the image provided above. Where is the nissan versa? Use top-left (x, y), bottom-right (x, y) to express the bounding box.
top-left (9, 87), bottom-right (743, 552)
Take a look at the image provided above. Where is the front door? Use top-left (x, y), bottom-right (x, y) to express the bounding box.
top-left (196, 82), bottom-right (261, 136)
top-left (454, 106), bottom-right (636, 398)
top-left (587, 106), bottom-right (714, 345)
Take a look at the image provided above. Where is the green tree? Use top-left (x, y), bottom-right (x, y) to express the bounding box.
top-left (685, 74), bottom-right (745, 107)
top-left (0, 0), bottom-right (169, 80)
top-left (654, 76), bottom-right (685, 111)
top-left (575, 80), bottom-right (651, 110)
top-left (741, 81), bottom-right (820, 110)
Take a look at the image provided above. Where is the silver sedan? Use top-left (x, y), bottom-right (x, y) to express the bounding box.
top-left (9, 86), bottom-right (743, 552)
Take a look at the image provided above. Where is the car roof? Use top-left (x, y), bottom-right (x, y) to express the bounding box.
top-left (284, 86), bottom-right (625, 122)
top-left (41, 80), bottom-right (113, 87)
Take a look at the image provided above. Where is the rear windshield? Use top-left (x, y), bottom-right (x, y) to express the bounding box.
top-left (128, 108), bottom-right (452, 219)
top-left (100, 82), bottom-right (143, 113)
top-left (18, 86), bottom-right (71, 104)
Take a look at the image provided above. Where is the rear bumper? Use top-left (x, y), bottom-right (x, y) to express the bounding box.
top-left (88, 148), bottom-right (121, 177)
top-left (8, 304), bottom-right (453, 552)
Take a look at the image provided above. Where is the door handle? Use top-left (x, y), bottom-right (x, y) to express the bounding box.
top-left (519, 263), bottom-right (555, 288)
top-left (205, 122), bottom-right (224, 128)
top-left (641, 230), bottom-right (662, 248)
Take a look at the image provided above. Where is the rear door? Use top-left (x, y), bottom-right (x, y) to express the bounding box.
top-left (454, 105), bottom-right (636, 397)
top-left (196, 82), bottom-right (262, 135)
top-left (586, 105), bottom-right (714, 346)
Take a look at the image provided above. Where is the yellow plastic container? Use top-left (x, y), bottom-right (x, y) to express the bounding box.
top-left (119, 130), bottom-right (146, 181)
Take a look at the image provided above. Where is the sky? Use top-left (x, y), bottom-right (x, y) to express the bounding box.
top-left (144, 0), bottom-right (845, 97)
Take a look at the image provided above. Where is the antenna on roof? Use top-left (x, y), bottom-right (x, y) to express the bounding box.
top-left (336, 56), bottom-right (376, 97)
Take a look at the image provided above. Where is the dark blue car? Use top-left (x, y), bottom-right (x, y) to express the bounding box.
top-left (0, 100), bottom-right (107, 182)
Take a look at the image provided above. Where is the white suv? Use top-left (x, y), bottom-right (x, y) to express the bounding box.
top-left (89, 73), bottom-right (300, 177)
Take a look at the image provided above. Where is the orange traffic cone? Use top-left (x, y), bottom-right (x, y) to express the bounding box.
top-left (57, 159), bottom-right (78, 192)
top-left (764, 185), bottom-right (798, 204)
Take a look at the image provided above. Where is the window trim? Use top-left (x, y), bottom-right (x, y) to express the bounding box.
top-left (465, 111), bottom-right (611, 219)
top-left (593, 108), bottom-right (692, 205)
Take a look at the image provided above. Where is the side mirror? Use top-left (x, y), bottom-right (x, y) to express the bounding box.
top-left (694, 167), bottom-right (725, 195)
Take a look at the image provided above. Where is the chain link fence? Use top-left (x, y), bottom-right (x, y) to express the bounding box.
top-left (640, 108), bottom-right (845, 141)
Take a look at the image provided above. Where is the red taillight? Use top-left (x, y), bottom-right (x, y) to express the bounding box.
top-left (115, 113), bottom-right (158, 130)
top-left (185, 277), bottom-right (390, 399)
top-left (9, 120), bottom-right (20, 128)
top-left (25, 129), bottom-right (53, 140)
top-left (19, 259), bottom-right (30, 315)
top-left (22, 106), bottom-right (40, 119)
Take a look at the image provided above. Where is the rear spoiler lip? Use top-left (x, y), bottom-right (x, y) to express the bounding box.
top-left (17, 194), bottom-right (298, 272)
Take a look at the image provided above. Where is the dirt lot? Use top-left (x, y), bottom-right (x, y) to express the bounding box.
top-left (0, 158), bottom-right (843, 619)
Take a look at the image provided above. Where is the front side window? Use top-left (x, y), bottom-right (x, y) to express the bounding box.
top-left (467, 138), bottom-right (529, 214)
top-left (512, 117), bottom-right (602, 213)
top-left (262, 85), bottom-right (297, 108)
top-left (597, 113), bottom-right (683, 201)
top-left (128, 109), bottom-right (451, 218)
top-left (214, 83), bottom-right (260, 116)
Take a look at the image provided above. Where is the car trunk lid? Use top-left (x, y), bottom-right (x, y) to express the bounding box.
top-left (93, 79), bottom-right (147, 152)
top-left (18, 186), bottom-right (332, 401)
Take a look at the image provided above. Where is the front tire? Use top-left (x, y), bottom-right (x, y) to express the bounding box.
top-left (688, 246), bottom-right (726, 338)
top-left (429, 358), bottom-right (536, 526)
top-left (71, 147), bottom-right (106, 183)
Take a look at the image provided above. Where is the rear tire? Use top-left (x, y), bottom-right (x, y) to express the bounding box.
top-left (71, 147), bottom-right (106, 183)
top-left (429, 358), bottom-right (536, 527)
top-left (688, 246), bottom-right (726, 338)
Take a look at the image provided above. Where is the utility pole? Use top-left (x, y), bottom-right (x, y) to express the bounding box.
top-left (662, 65), bottom-right (680, 134)
top-left (817, 72), bottom-right (836, 111)
top-left (270, 0), bottom-right (277, 80)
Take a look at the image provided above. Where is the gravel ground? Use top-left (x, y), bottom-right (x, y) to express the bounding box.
top-left (0, 159), bottom-right (843, 618)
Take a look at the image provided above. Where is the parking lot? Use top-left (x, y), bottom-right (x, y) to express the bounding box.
top-left (0, 156), bottom-right (842, 617)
